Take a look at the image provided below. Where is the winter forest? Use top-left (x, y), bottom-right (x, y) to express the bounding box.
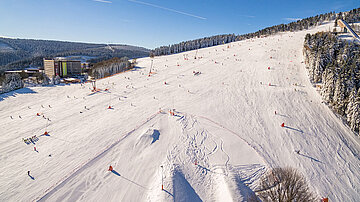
top-left (151, 8), bottom-right (360, 57)
top-left (89, 57), bottom-right (132, 79)
top-left (0, 38), bottom-right (149, 72)
top-left (303, 31), bottom-right (360, 133)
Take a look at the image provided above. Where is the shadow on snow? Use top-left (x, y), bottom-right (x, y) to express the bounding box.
top-left (0, 87), bottom-right (37, 101)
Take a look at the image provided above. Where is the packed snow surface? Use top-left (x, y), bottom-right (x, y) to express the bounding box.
top-left (0, 22), bottom-right (359, 201)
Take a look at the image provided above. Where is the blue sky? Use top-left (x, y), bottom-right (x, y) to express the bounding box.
top-left (0, 0), bottom-right (358, 49)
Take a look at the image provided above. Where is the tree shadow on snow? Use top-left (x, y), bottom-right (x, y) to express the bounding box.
top-left (172, 169), bottom-right (202, 202)
top-left (230, 164), bottom-right (266, 201)
top-left (0, 87), bottom-right (37, 101)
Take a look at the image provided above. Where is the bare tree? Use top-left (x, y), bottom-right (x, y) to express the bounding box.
top-left (256, 167), bottom-right (318, 202)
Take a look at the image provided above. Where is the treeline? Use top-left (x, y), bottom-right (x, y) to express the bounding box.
top-left (151, 7), bottom-right (360, 56)
top-left (152, 34), bottom-right (236, 56)
top-left (340, 8), bottom-right (360, 23)
top-left (89, 57), bottom-right (132, 79)
top-left (0, 37), bottom-right (149, 72)
top-left (151, 11), bottom-right (336, 56)
top-left (303, 32), bottom-right (360, 133)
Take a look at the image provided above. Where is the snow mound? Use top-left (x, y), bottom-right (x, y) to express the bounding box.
top-left (135, 128), bottom-right (161, 149)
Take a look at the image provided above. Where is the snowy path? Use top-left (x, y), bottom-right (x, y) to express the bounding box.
top-left (0, 21), bottom-right (359, 201)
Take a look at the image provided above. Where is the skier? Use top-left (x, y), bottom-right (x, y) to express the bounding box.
top-left (27, 171), bottom-right (30, 176)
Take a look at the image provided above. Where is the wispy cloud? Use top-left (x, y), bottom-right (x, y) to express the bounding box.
top-left (128, 0), bottom-right (206, 20)
top-left (284, 18), bottom-right (302, 22)
top-left (241, 15), bottom-right (255, 18)
top-left (93, 0), bottom-right (112, 3)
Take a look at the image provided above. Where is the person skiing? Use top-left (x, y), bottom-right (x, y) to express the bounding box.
top-left (27, 171), bottom-right (30, 176)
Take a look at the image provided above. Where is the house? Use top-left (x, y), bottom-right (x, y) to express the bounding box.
top-left (4, 67), bottom-right (40, 77)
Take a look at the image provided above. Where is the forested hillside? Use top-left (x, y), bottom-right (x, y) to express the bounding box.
top-left (303, 32), bottom-right (360, 133)
top-left (152, 8), bottom-right (360, 56)
top-left (89, 57), bottom-right (132, 79)
top-left (0, 38), bottom-right (149, 72)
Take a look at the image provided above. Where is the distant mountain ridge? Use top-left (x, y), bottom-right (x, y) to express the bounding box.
top-left (0, 37), bottom-right (150, 72)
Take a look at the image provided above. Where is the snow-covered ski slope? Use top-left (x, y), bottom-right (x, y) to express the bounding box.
top-left (0, 22), bottom-right (359, 201)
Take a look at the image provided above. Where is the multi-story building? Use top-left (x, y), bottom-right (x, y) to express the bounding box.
top-left (43, 58), bottom-right (81, 78)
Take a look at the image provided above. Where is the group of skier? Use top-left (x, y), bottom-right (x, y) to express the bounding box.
top-left (22, 135), bottom-right (38, 145)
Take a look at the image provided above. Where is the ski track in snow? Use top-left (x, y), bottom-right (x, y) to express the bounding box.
top-left (36, 111), bottom-right (160, 201)
top-left (0, 21), bottom-right (359, 201)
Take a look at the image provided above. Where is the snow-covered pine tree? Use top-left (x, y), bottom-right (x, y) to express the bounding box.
top-left (321, 66), bottom-right (336, 104)
top-left (53, 75), bottom-right (61, 85)
top-left (346, 88), bottom-right (357, 123)
top-left (1, 73), bottom-right (23, 93)
top-left (332, 75), bottom-right (347, 115)
top-left (350, 90), bottom-right (360, 132)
